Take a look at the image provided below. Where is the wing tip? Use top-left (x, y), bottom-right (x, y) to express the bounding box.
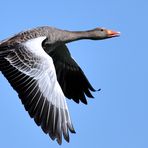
top-left (68, 124), bottom-right (76, 134)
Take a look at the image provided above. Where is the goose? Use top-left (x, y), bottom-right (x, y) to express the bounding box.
top-left (0, 26), bottom-right (120, 144)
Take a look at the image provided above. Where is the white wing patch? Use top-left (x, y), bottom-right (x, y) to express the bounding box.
top-left (23, 36), bottom-right (47, 56)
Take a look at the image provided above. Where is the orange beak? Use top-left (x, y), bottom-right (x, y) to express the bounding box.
top-left (106, 30), bottom-right (120, 37)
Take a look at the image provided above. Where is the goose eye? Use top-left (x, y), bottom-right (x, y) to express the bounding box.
top-left (100, 29), bottom-right (104, 31)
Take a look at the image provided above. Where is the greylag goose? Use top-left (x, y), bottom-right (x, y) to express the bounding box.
top-left (0, 26), bottom-right (120, 144)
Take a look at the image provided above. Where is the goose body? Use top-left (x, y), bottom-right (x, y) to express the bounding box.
top-left (0, 26), bottom-right (120, 144)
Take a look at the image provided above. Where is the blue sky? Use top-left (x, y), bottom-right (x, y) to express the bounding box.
top-left (0, 0), bottom-right (148, 148)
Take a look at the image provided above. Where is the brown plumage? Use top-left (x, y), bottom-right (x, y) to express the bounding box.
top-left (0, 26), bottom-right (120, 144)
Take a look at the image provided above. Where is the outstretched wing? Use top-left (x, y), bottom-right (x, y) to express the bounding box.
top-left (45, 44), bottom-right (96, 104)
top-left (0, 37), bottom-right (75, 145)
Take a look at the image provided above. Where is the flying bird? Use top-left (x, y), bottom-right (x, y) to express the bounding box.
top-left (0, 26), bottom-right (120, 144)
